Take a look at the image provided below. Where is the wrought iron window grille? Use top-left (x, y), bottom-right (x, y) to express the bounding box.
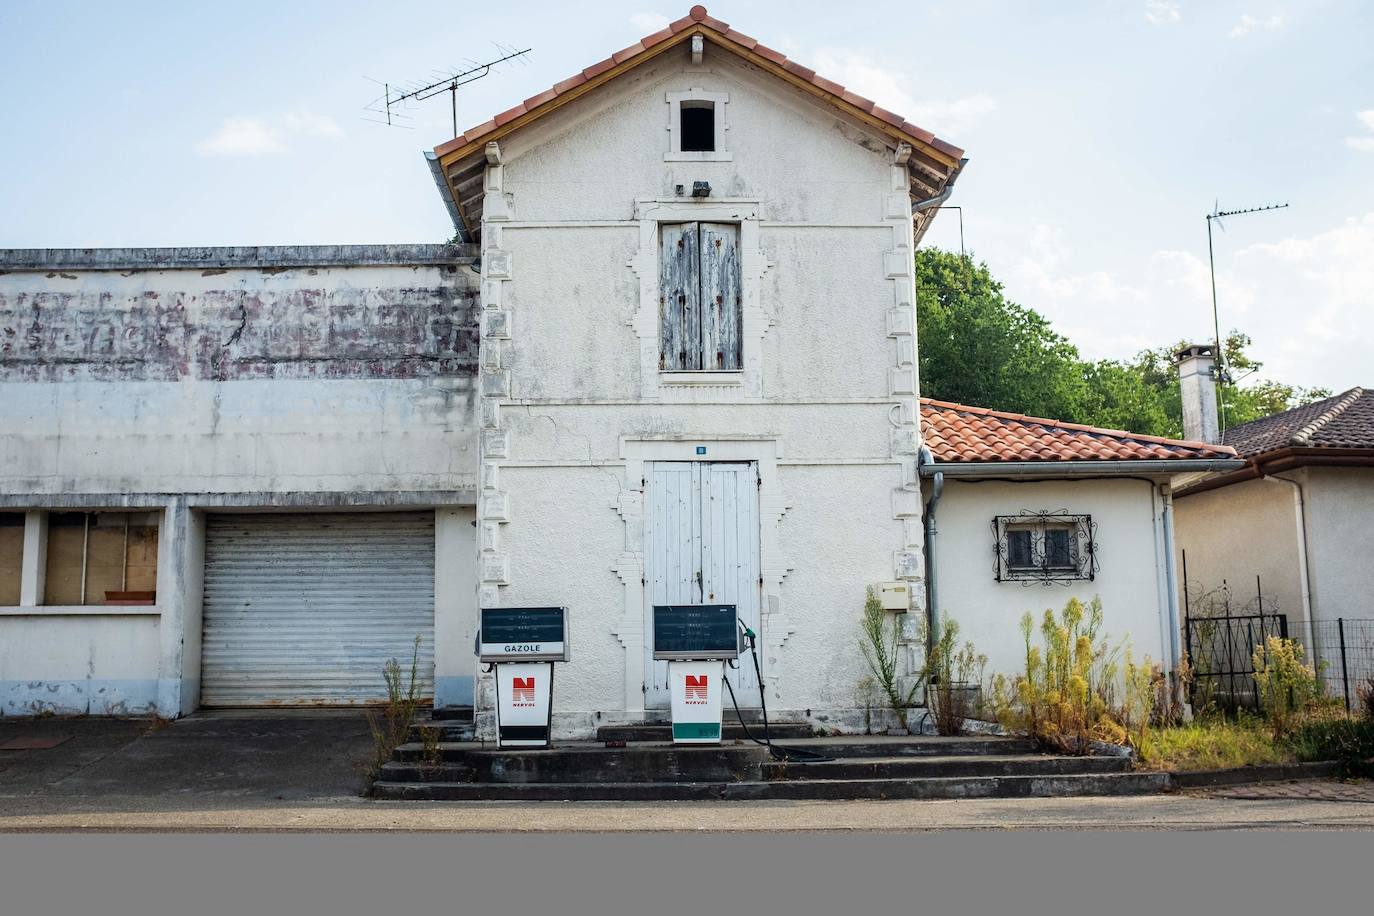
top-left (992, 511), bottom-right (1098, 585)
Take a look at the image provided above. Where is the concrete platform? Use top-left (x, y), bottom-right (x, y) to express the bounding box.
top-left (370, 734), bottom-right (1158, 801)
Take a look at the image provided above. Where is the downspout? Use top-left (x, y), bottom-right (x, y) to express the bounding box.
top-left (1262, 471), bottom-right (1317, 659)
top-left (1160, 484), bottom-right (1183, 673)
top-left (919, 445), bottom-right (944, 649)
top-left (911, 158), bottom-right (969, 214)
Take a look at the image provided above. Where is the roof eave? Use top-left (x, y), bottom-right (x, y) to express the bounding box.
top-left (429, 24), bottom-right (965, 234)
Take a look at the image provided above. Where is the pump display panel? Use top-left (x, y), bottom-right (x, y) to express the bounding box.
top-left (652, 604), bottom-right (740, 661)
top-left (478, 606), bottom-right (568, 663)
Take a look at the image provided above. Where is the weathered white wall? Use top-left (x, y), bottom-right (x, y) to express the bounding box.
top-left (434, 506), bottom-right (478, 708)
top-left (0, 614), bottom-right (161, 716)
top-left (0, 259), bottom-right (479, 497)
top-left (931, 479), bottom-right (1170, 680)
top-left (1173, 475), bottom-right (1304, 623)
top-left (0, 249), bottom-right (483, 716)
top-left (1295, 468), bottom-right (1374, 622)
top-left (476, 42), bottom-right (924, 733)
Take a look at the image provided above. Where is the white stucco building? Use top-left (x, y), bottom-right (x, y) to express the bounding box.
top-left (1, 6), bottom-right (1242, 731)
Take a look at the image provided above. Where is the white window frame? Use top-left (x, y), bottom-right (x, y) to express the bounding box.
top-left (665, 88), bottom-right (731, 162)
top-left (628, 198), bottom-right (771, 400)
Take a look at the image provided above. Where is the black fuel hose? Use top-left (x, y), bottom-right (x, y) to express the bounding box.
top-left (722, 629), bottom-right (831, 763)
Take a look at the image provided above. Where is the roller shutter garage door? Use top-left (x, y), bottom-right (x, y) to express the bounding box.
top-left (201, 512), bottom-right (435, 706)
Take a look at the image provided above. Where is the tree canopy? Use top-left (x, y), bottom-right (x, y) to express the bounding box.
top-left (915, 248), bottom-right (1331, 439)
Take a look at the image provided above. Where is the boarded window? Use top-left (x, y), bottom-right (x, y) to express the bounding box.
top-left (659, 222), bottom-right (741, 371)
top-left (0, 513), bottom-right (23, 606)
top-left (44, 511), bottom-right (159, 606)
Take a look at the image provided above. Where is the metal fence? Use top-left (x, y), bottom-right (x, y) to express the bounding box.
top-left (1185, 612), bottom-right (1288, 711)
top-left (1307, 618), bottom-right (1374, 713)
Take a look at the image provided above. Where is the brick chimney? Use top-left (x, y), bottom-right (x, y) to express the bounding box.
top-left (1177, 344), bottom-right (1219, 444)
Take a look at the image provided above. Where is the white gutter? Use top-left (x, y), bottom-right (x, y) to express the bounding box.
top-left (1263, 473), bottom-right (1318, 659)
top-left (919, 459), bottom-right (1245, 479)
top-left (911, 158), bottom-right (969, 213)
top-left (1160, 484), bottom-right (1183, 673)
top-left (918, 445), bottom-right (943, 649)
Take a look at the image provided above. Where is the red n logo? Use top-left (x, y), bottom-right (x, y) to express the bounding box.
top-left (685, 675), bottom-right (708, 701)
top-left (512, 677), bottom-right (535, 705)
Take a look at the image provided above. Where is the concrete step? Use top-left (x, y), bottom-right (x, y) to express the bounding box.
top-left (763, 736), bottom-right (1042, 758)
top-left (408, 721), bottom-right (475, 743)
top-left (761, 753), bottom-right (1132, 781)
top-left (393, 742), bottom-right (769, 783)
top-left (428, 706), bottom-right (475, 722)
top-left (378, 761), bottom-right (476, 783)
top-left (371, 771), bottom-right (1170, 801)
top-left (596, 722), bottom-right (815, 742)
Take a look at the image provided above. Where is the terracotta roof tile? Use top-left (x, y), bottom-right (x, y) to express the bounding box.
top-left (920, 399), bottom-right (1237, 463)
top-left (582, 57), bottom-right (616, 80)
top-left (522, 88), bottom-right (557, 110)
top-left (492, 104), bottom-right (526, 128)
top-left (751, 42), bottom-right (787, 65)
top-left (722, 28), bottom-right (758, 49)
top-left (433, 6), bottom-right (965, 162)
top-left (641, 27), bottom-right (676, 49)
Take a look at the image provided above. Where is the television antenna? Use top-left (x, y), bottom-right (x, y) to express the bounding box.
top-left (1205, 200), bottom-right (1288, 433)
top-left (364, 45), bottom-right (531, 136)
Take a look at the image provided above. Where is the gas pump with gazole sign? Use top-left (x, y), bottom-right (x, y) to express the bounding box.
top-left (652, 604), bottom-right (741, 744)
top-left (478, 606), bottom-right (568, 748)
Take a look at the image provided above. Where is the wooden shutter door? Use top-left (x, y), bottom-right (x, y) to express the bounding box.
top-left (699, 223), bottom-right (741, 370)
top-left (659, 222), bottom-right (700, 370)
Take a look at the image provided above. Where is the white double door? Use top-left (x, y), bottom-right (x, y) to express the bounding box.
top-left (644, 461), bottom-right (762, 709)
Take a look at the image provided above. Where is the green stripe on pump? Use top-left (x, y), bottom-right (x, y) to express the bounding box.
top-left (672, 722), bottom-right (721, 740)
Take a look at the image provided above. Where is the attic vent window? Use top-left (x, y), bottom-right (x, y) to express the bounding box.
top-left (666, 88), bottom-right (731, 161)
top-left (680, 101), bottom-right (714, 151)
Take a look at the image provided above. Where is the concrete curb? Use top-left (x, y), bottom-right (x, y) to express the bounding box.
top-left (1165, 761), bottom-right (1340, 789)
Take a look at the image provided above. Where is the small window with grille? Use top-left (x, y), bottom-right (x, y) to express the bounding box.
top-left (994, 513), bottom-right (1096, 583)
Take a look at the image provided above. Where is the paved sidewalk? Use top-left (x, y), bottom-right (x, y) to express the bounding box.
top-left (3, 715), bottom-right (1373, 832)
top-left (1186, 779), bottom-right (1374, 804)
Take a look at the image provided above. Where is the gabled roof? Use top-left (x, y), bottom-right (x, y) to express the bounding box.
top-left (428, 5), bottom-right (965, 241)
top-left (921, 399), bottom-right (1237, 464)
top-left (1223, 387), bottom-right (1374, 457)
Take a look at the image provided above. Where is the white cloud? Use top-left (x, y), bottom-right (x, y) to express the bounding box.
top-left (811, 49), bottom-right (996, 135)
top-left (1144, 1), bottom-right (1181, 25)
top-left (1006, 224), bottom-right (1150, 355)
top-left (1229, 13), bottom-right (1284, 38)
top-left (1346, 110), bottom-right (1374, 152)
top-left (196, 111), bottom-right (343, 157)
top-left (629, 12), bottom-right (669, 33)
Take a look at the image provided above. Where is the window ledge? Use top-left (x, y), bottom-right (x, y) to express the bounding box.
top-left (660, 371), bottom-right (744, 386)
top-left (0, 604), bottom-right (163, 616)
top-left (664, 151), bottom-right (733, 162)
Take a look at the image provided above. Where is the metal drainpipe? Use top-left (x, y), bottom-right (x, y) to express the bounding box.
top-left (911, 158), bottom-right (969, 214)
top-left (1262, 471), bottom-right (1318, 660)
top-left (919, 446), bottom-right (944, 649)
top-left (1160, 485), bottom-right (1182, 673)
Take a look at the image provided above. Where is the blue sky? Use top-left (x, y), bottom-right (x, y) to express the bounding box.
top-left (2, 1), bottom-right (1371, 391)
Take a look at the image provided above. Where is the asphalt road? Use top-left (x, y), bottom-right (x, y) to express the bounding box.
top-left (3, 713), bottom-right (1372, 833)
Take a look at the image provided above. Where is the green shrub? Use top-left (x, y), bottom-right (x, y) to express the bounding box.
top-left (987, 596), bottom-right (1127, 754)
top-left (1288, 717), bottom-right (1374, 778)
top-left (1251, 636), bottom-right (1318, 739)
top-left (858, 588), bottom-right (918, 729)
top-left (925, 617), bottom-right (987, 737)
top-left (365, 636), bottom-right (424, 781)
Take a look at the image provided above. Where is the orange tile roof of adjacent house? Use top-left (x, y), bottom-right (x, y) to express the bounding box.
top-left (920, 399), bottom-right (1237, 463)
top-left (433, 5), bottom-right (964, 164)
